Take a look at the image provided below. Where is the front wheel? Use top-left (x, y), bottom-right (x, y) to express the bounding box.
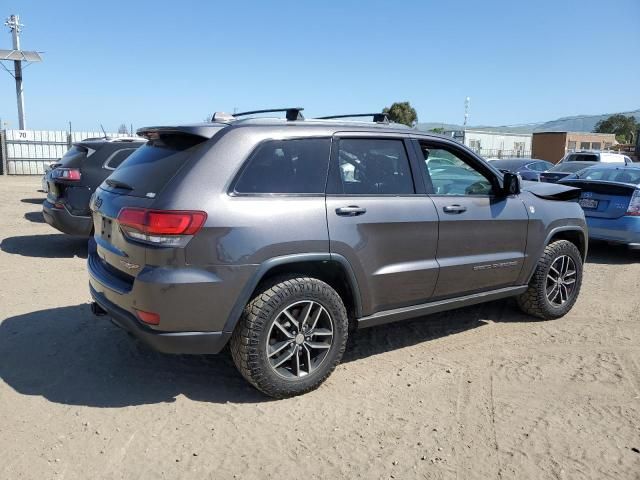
top-left (230, 276), bottom-right (348, 398)
top-left (517, 240), bottom-right (583, 319)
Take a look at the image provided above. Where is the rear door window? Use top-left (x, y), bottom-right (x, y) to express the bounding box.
top-left (102, 133), bottom-right (209, 197)
top-left (332, 138), bottom-right (415, 195)
top-left (234, 138), bottom-right (330, 194)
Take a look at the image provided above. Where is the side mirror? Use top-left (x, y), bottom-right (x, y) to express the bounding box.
top-left (503, 171), bottom-right (521, 195)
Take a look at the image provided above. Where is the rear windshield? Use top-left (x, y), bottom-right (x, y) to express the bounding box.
top-left (58, 145), bottom-right (88, 167)
top-left (102, 133), bottom-right (208, 197)
top-left (489, 160), bottom-right (527, 170)
top-left (573, 167), bottom-right (640, 184)
top-left (564, 153), bottom-right (598, 162)
top-left (549, 162), bottom-right (592, 173)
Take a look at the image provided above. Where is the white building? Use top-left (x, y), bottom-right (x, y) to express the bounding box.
top-left (442, 129), bottom-right (533, 158)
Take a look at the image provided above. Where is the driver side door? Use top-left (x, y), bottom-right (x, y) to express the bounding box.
top-left (414, 139), bottom-right (529, 299)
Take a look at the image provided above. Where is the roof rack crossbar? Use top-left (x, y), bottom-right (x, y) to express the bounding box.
top-left (233, 107), bottom-right (305, 121)
top-left (315, 113), bottom-right (390, 123)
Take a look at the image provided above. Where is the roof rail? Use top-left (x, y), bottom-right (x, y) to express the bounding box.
top-left (233, 107), bottom-right (305, 121)
top-left (315, 113), bottom-right (390, 123)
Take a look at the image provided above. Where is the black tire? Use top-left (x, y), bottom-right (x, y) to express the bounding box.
top-left (517, 240), bottom-right (583, 319)
top-left (230, 276), bottom-right (348, 398)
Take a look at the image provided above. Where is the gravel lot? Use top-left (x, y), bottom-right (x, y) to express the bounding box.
top-left (1, 175), bottom-right (639, 480)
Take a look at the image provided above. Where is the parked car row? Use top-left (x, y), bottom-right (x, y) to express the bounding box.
top-left (488, 151), bottom-right (639, 249)
top-left (488, 158), bottom-right (554, 181)
top-left (38, 109), bottom-right (615, 397)
top-left (42, 137), bottom-right (145, 235)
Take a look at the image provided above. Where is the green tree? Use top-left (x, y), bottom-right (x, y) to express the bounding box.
top-left (383, 101), bottom-right (418, 127)
top-left (593, 114), bottom-right (638, 143)
top-left (429, 127), bottom-right (445, 134)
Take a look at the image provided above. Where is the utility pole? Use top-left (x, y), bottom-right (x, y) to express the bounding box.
top-left (463, 96), bottom-right (470, 127)
top-left (1, 15), bottom-right (43, 130)
top-left (8, 15), bottom-right (24, 129)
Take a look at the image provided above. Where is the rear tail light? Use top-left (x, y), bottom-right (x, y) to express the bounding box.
top-left (117, 208), bottom-right (207, 245)
top-left (626, 189), bottom-right (640, 216)
top-left (53, 168), bottom-right (81, 181)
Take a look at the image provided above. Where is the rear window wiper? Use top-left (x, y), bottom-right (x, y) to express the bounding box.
top-left (106, 179), bottom-right (134, 190)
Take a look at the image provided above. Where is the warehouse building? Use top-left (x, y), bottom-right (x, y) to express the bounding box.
top-left (442, 129), bottom-right (533, 158)
top-left (531, 131), bottom-right (617, 163)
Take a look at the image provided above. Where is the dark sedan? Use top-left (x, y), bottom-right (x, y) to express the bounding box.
top-left (540, 161), bottom-right (625, 183)
top-left (488, 158), bottom-right (553, 181)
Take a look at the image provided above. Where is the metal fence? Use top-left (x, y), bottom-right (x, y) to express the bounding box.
top-left (474, 149), bottom-right (532, 159)
top-left (0, 129), bottom-right (132, 175)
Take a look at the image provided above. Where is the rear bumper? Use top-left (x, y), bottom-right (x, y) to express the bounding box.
top-left (90, 285), bottom-right (230, 354)
top-left (87, 239), bottom-right (257, 353)
top-left (43, 200), bottom-right (93, 236)
top-left (586, 215), bottom-right (640, 248)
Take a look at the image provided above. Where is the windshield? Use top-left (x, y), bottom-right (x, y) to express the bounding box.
top-left (571, 167), bottom-right (640, 184)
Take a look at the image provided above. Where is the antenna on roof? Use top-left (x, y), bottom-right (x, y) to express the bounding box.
top-left (99, 124), bottom-right (107, 139)
top-left (316, 113), bottom-right (390, 123)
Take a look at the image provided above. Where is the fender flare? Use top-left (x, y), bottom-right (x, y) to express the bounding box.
top-left (222, 252), bottom-right (362, 333)
top-left (543, 226), bottom-right (587, 258)
top-left (525, 226), bottom-right (588, 284)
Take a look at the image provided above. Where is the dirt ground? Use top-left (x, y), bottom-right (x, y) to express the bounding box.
top-left (0, 175), bottom-right (639, 480)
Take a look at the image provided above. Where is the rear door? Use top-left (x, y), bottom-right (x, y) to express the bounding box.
top-left (326, 134), bottom-right (439, 315)
top-left (414, 138), bottom-right (529, 298)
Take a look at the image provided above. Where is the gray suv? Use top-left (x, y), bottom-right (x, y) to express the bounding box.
top-left (88, 109), bottom-right (588, 398)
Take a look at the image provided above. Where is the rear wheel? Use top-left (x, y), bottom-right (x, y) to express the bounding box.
top-left (230, 276), bottom-right (348, 398)
top-left (517, 240), bottom-right (583, 319)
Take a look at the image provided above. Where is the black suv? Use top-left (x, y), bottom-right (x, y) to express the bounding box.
top-left (43, 137), bottom-right (144, 235)
top-left (89, 109), bottom-right (587, 398)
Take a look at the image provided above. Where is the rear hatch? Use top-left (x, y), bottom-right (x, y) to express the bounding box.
top-left (46, 145), bottom-right (90, 202)
top-left (91, 125), bottom-right (224, 281)
top-left (562, 180), bottom-right (636, 219)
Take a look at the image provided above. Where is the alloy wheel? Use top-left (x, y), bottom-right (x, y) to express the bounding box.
top-left (546, 254), bottom-right (577, 306)
top-left (265, 300), bottom-right (334, 379)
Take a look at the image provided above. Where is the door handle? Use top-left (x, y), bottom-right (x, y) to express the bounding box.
top-left (336, 206), bottom-right (367, 217)
top-left (443, 204), bottom-right (467, 214)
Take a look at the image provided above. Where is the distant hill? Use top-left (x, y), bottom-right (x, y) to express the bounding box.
top-left (417, 109), bottom-right (640, 134)
top-left (532, 109), bottom-right (640, 132)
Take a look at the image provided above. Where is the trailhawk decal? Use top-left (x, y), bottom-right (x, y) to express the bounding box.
top-left (473, 260), bottom-right (518, 271)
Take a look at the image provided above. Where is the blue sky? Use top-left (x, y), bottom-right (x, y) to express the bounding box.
top-left (1, 0), bottom-right (639, 131)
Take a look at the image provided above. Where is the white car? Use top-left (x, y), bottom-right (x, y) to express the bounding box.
top-left (40, 162), bottom-right (58, 193)
top-left (560, 151), bottom-right (632, 164)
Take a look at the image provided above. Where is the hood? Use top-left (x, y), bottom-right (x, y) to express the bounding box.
top-left (521, 180), bottom-right (581, 201)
